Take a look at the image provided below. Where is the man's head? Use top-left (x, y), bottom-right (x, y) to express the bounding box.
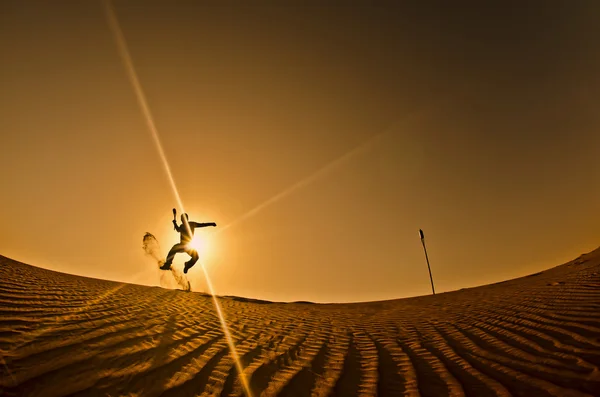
top-left (181, 213), bottom-right (189, 223)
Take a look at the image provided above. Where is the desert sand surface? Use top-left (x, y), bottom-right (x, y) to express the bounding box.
top-left (1, 249), bottom-right (599, 397)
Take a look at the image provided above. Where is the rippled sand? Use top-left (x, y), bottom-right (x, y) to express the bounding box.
top-left (1, 248), bottom-right (599, 396)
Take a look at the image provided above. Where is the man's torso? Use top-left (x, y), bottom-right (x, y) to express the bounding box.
top-left (179, 224), bottom-right (195, 244)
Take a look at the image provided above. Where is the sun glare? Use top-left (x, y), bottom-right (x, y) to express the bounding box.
top-left (190, 235), bottom-right (209, 257)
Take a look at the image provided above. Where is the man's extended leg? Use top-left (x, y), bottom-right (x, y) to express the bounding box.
top-left (160, 243), bottom-right (187, 270)
top-left (183, 248), bottom-right (199, 274)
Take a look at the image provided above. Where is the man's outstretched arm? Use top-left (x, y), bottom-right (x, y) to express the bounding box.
top-left (190, 222), bottom-right (217, 228)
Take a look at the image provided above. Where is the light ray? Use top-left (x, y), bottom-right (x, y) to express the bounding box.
top-left (103, 2), bottom-right (252, 395)
top-left (103, 0), bottom-right (184, 215)
top-left (199, 265), bottom-right (250, 390)
top-left (216, 115), bottom-right (421, 235)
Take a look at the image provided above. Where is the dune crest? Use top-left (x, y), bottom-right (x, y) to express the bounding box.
top-left (0, 249), bottom-right (599, 396)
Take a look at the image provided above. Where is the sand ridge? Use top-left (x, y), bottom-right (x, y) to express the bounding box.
top-left (0, 248), bottom-right (599, 396)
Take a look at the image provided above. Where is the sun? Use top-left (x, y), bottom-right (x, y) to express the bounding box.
top-left (189, 234), bottom-right (209, 257)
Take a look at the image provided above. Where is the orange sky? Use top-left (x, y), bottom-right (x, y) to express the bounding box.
top-left (1, 1), bottom-right (599, 303)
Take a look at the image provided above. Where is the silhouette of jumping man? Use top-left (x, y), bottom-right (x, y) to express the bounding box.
top-left (160, 210), bottom-right (216, 273)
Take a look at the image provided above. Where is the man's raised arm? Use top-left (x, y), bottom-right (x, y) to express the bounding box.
top-left (190, 222), bottom-right (217, 228)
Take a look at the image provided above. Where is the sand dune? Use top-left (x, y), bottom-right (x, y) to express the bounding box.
top-left (1, 249), bottom-right (599, 397)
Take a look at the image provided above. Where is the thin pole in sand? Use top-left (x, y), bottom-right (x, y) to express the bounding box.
top-left (420, 229), bottom-right (436, 295)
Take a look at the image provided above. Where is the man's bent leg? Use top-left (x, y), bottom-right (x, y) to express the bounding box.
top-left (161, 243), bottom-right (187, 270)
top-left (183, 249), bottom-right (199, 274)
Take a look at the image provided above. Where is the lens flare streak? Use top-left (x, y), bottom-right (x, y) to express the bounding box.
top-left (103, 0), bottom-right (184, 215)
top-left (103, 1), bottom-right (252, 395)
top-left (216, 115), bottom-right (421, 235)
